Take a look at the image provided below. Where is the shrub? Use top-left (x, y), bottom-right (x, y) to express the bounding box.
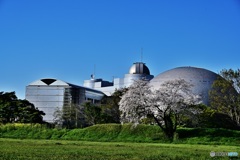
top-left (0, 123), bottom-right (240, 145)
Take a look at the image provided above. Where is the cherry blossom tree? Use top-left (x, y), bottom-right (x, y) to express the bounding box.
top-left (119, 79), bottom-right (201, 140)
top-left (119, 79), bottom-right (152, 124)
top-left (150, 79), bottom-right (201, 139)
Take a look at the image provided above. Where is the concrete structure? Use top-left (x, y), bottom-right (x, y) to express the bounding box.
top-left (25, 78), bottom-right (105, 122)
top-left (150, 66), bottom-right (220, 105)
top-left (83, 62), bottom-right (154, 96)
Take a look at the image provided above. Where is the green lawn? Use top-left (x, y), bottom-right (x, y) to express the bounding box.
top-left (0, 138), bottom-right (239, 160)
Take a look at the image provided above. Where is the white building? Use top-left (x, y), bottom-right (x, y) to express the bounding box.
top-left (83, 62), bottom-right (154, 96)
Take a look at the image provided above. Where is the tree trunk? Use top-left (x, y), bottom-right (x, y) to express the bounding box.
top-left (153, 115), bottom-right (175, 141)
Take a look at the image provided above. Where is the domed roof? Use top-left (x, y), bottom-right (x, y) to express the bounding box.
top-left (129, 62), bottom-right (150, 75)
top-left (150, 66), bottom-right (220, 105)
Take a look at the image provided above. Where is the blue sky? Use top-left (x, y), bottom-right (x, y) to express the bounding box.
top-left (1, 0), bottom-right (240, 99)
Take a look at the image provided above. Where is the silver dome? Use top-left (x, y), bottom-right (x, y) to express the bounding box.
top-left (150, 66), bottom-right (220, 105)
top-left (129, 62), bottom-right (150, 75)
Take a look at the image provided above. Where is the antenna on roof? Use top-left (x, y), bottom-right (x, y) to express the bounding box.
top-left (91, 64), bottom-right (96, 80)
top-left (112, 76), bottom-right (115, 82)
top-left (94, 64), bottom-right (96, 79)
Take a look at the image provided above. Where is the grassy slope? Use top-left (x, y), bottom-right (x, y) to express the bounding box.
top-left (0, 123), bottom-right (240, 145)
top-left (0, 138), bottom-right (239, 160)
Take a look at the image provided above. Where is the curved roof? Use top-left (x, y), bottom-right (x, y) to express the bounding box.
top-left (150, 66), bottom-right (220, 105)
top-left (151, 67), bottom-right (219, 84)
top-left (129, 62), bottom-right (150, 75)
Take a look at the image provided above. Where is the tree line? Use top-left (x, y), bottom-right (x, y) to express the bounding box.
top-left (53, 89), bottom-right (126, 129)
top-left (0, 92), bottom-right (45, 124)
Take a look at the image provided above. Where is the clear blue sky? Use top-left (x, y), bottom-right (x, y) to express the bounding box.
top-left (1, 0), bottom-right (240, 99)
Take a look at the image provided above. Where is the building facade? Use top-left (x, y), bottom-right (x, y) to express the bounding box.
top-left (25, 78), bottom-right (105, 123)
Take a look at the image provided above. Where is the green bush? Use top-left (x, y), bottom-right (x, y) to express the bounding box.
top-left (0, 123), bottom-right (240, 145)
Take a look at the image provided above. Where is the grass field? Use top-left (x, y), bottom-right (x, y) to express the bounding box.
top-left (0, 138), bottom-right (239, 160)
